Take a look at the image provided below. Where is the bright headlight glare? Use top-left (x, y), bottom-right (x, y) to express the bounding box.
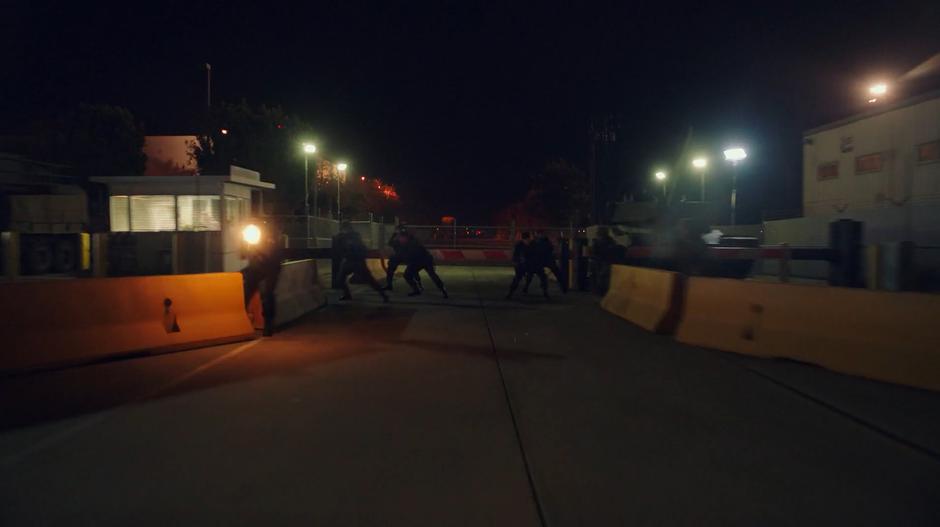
top-left (242, 224), bottom-right (262, 245)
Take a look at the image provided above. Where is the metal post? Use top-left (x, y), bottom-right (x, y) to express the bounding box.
top-left (779, 243), bottom-right (790, 283)
top-left (2, 232), bottom-right (20, 280)
top-left (304, 154), bottom-right (311, 246)
top-left (337, 176), bottom-right (342, 221)
top-left (453, 221), bottom-right (457, 249)
top-left (313, 161), bottom-right (319, 222)
top-left (701, 171), bottom-right (706, 202)
top-left (730, 165), bottom-right (737, 226)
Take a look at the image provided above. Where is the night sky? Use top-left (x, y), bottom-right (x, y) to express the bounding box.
top-left (5, 1), bottom-right (940, 223)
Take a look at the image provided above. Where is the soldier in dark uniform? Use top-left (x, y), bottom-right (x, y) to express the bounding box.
top-left (334, 222), bottom-right (389, 302)
top-left (385, 225), bottom-right (421, 291)
top-left (507, 232), bottom-right (548, 299)
top-left (590, 227), bottom-right (616, 295)
top-left (401, 234), bottom-right (448, 298)
top-left (241, 221), bottom-right (284, 337)
top-left (525, 232), bottom-right (567, 294)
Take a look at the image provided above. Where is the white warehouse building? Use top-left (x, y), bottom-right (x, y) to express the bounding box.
top-left (760, 90), bottom-right (940, 288)
top-left (798, 90), bottom-right (940, 243)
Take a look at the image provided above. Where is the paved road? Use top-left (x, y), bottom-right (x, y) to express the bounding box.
top-left (2, 267), bottom-right (940, 526)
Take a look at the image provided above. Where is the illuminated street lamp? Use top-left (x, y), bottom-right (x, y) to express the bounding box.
top-left (302, 143), bottom-right (317, 245)
top-left (654, 170), bottom-right (667, 200)
top-left (868, 82), bottom-right (888, 103)
top-left (691, 157), bottom-right (708, 202)
top-left (336, 162), bottom-right (348, 220)
top-left (723, 147), bottom-right (747, 225)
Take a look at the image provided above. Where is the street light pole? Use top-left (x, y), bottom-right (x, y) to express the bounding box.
top-left (692, 157), bottom-right (708, 203)
top-left (313, 167), bottom-right (319, 220)
top-left (731, 165), bottom-right (737, 225)
top-left (701, 170), bottom-right (706, 202)
top-left (723, 147), bottom-right (747, 226)
top-left (304, 154), bottom-right (310, 241)
top-left (303, 143), bottom-right (317, 245)
top-left (336, 163), bottom-right (348, 221)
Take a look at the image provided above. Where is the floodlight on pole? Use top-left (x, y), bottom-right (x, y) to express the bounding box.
top-left (723, 148), bottom-right (747, 163)
top-left (654, 171), bottom-right (667, 200)
top-left (867, 82), bottom-right (888, 103)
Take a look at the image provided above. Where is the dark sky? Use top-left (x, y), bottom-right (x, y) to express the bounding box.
top-left (4, 1), bottom-right (940, 223)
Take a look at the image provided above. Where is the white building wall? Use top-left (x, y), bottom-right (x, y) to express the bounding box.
top-left (803, 95), bottom-right (940, 217)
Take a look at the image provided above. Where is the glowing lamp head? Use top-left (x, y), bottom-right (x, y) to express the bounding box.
top-left (692, 157), bottom-right (708, 169)
top-left (220, 128), bottom-right (229, 135)
top-left (303, 143), bottom-right (317, 154)
top-left (337, 163), bottom-right (348, 172)
top-left (242, 224), bottom-right (262, 245)
top-left (869, 83), bottom-right (888, 96)
top-left (654, 171), bottom-right (667, 181)
top-left (360, 176), bottom-right (366, 181)
top-left (724, 147), bottom-right (747, 163)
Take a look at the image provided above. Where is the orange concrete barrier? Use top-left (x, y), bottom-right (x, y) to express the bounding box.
top-left (676, 278), bottom-right (940, 391)
top-left (365, 257), bottom-right (388, 278)
top-left (248, 259), bottom-right (327, 330)
top-left (600, 265), bottom-right (684, 333)
top-left (1, 273), bottom-right (255, 374)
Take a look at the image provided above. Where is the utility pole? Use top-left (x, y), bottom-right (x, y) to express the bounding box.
top-left (206, 63), bottom-right (211, 108)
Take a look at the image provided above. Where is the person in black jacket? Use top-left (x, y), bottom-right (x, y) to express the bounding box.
top-left (401, 234), bottom-right (448, 298)
top-left (241, 220), bottom-right (284, 336)
top-left (524, 232), bottom-right (567, 294)
top-left (507, 232), bottom-right (548, 299)
top-left (385, 225), bottom-right (421, 291)
top-left (334, 223), bottom-right (389, 302)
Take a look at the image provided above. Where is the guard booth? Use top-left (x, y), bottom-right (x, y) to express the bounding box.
top-left (92, 166), bottom-right (275, 275)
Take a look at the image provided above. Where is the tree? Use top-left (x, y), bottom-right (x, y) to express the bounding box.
top-left (339, 175), bottom-right (401, 221)
top-left (495, 159), bottom-right (590, 226)
top-left (189, 101), bottom-right (316, 214)
top-left (31, 103), bottom-right (146, 180)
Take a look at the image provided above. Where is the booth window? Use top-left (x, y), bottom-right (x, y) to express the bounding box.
top-left (224, 196), bottom-right (249, 224)
top-left (109, 196), bottom-right (130, 231)
top-left (177, 195), bottom-right (221, 231)
top-left (130, 195), bottom-right (177, 231)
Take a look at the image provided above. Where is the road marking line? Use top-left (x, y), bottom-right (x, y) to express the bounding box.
top-left (1, 339), bottom-right (260, 468)
top-left (470, 269), bottom-right (548, 527)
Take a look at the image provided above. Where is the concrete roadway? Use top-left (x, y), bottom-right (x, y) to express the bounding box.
top-left (2, 266), bottom-right (940, 526)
